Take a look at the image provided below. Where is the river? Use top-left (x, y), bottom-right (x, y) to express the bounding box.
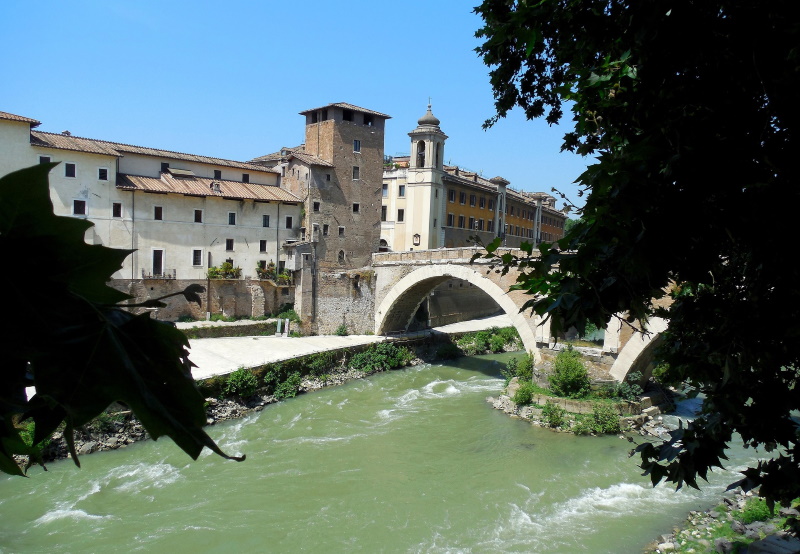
top-left (0, 353), bottom-right (759, 552)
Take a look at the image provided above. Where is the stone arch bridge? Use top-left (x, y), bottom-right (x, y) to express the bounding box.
top-left (371, 247), bottom-right (666, 381)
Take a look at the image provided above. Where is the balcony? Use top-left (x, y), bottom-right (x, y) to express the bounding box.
top-left (142, 269), bottom-right (176, 279)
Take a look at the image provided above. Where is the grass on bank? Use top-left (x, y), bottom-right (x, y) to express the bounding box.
top-left (198, 341), bottom-right (415, 402)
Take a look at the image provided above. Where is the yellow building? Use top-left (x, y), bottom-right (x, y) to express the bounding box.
top-left (381, 106), bottom-right (567, 251)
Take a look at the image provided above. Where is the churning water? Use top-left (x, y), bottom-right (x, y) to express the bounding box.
top-left (0, 353), bottom-right (760, 553)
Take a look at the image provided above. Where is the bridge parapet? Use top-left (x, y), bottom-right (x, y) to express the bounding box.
top-left (372, 247), bottom-right (535, 267)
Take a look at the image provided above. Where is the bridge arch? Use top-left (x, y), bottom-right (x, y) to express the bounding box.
top-left (609, 317), bottom-right (668, 382)
top-left (374, 264), bottom-right (542, 362)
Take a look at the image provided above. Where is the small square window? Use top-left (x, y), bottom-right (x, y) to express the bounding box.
top-left (228, 212), bottom-right (236, 225)
top-left (338, 226), bottom-right (345, 237)
top-left (226, 239), bottom-right (234, 251)
top-left (323, 224), bottom-right (329, 236)
top-left (313, 202), bottom-right (320, 212)
top-left (192, 249), bottom-right (203, 266)
top-left (214, 169), bottom-right (222, 179)
top-left (353, 139), bottom-right (361, 152)
top-left (326, 174), bottom-right (331, 181)
top-left (161, 162), bottom-right (169, 173)
top-left (259, 240), bottom-right (267, 252)
top-left (343, 109), bottom-right (353, 122)
top-left (98, 168), bottom-right (108, 181)
top-left (73, 199), bottom-right (86, 215)
top-left (352, 166), bottom-right (360, 180)
top-left (353, 203), bottom-right (360, 213)
top-left (112, 202), bottom-right (122, 218)
top-left (397, 209), bottom-right (404, 222)
top-left (242, 173), bottom-right (249, 183)
top-left (39, 155), bottom-right (51, 164)
top-left (382, 183), bottom-right (388, 197)
top-left (65, 163), bottom-right (76, 178)
top-left (363, 114), bottom-right (374, 126)
top-left (194, 209), bottom-right (203, 223)
top-left (154, 206), bottom-right (163, 220)
top-left (285, 216), bottom-right (293, 229)
top-left (262, 214), bottom-right (270, 228)
top-left (398, 185), bottom-right (405, 197)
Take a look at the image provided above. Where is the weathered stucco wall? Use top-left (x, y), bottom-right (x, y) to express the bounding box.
top-left (110, 279), bottom-right (294, 321)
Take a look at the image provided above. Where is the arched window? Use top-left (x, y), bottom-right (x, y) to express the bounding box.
top-left (338, 250), bottom-right (345, 264)
top-left (416, 141), bottom-right (426, 168)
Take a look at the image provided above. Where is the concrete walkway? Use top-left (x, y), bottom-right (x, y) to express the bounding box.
top-left (187, 314), bottom-right (512, 380)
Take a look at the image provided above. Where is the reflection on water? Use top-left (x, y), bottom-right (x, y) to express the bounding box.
top-left (0, 353), bottom-right (758, 553)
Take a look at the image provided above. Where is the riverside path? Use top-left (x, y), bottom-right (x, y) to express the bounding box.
top-left (184, 314), bottom-right (512, 381)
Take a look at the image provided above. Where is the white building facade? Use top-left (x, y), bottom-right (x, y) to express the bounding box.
top-left (0, 111), bottom-right (303, 281)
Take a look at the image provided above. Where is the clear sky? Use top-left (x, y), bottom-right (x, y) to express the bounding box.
top-left (1, 0), bottom-right (589, 210)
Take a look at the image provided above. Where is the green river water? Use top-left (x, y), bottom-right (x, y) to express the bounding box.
top-left (0, 353), bottom-right (759, 553)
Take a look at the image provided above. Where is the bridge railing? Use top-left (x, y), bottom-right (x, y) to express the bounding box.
top-left (372, 246), bottom-right (536, 265)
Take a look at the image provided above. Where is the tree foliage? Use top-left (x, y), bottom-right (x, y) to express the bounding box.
top-left (0, 164), bottom-right (244, 476)
top-left (474, 0), bottom-right (800, 505)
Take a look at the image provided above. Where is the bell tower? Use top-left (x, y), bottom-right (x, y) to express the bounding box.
top-left (408, 104), bottom-right (448, 248)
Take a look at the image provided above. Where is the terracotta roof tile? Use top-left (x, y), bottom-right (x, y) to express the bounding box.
top-left (299, 102), bottom-right (391, 119)
top-left (117, 173), bottom-right (302, 203)
top-left (0, 111), bottom-right (41, 127)
top-left (30, 131), bottom-right (277, 173)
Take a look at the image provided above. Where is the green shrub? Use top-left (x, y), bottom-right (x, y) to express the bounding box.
top-left (19, 420), bottom-right (50, 450)
top-left (350, 343), bottom-right (413, 373)
top-left (652, 362), bottom-right (681, 387)
top-left (502, 352), bottom-right (534, 384)
top-left (549, 347), bottom-right (590, 398)
top-left (574, 403), bottom-right (621, 435)
top-left (541, 401), bottom-right (567, 428)
top-left (276, 309), bottom-right (301, 323)
top-left (498, 326), bottom-right (521, 348)
top-left (489, 334), bottom-right (507, 353)
top-left (436, 343), bottom-right (462, 359)
top-left (223, 367), bottom-right (259, 398)
top-left (738, 498), bottom-right (772, 524)
top-left (274, 372), bottom-right (302, 400)
top-left (177, 315), bottom-right (196, 323)
top-left (513, 382), bottom-right (536, 405)
top-left (615, 371), bottom-right (644, 401)
top-left (305, 351), bottom-right (338, 376)
top-left (335, 324), bottom-right (349, 336)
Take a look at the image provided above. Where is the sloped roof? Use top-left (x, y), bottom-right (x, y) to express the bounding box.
top-left (299, 102), bottom-right (391, 119)
top-left (30, 131), bottom-right (277, 173)
top-left (117, 173), bottom-right (302, 203)
top-left (0, 111), bottom-right (40, 127)
top-left (249, 145), bottom-right (334, 167)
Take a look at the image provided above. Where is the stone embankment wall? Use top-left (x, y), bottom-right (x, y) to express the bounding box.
top-left (110, 279), bottom-right (294, 321)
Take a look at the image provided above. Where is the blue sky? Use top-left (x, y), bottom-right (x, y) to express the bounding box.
top-left (1, 0), bottom-right (589, 210)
